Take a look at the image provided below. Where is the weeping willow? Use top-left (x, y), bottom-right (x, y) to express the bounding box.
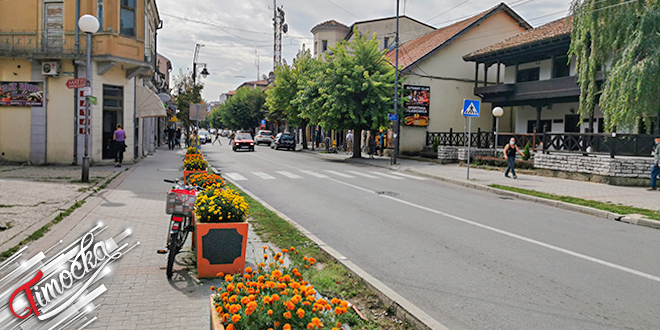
top-left (569, 0), bottom-right (660, 131)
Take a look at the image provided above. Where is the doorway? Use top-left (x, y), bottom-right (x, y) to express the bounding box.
top-left (102, 85), bottom-right (123, 159)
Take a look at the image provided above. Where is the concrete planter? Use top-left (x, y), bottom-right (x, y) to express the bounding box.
top-left (195, 222), bottom-right (248, 278)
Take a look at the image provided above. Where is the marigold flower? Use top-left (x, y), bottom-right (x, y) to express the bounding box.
top-left (296, 308), bottom-right (305, 318)
top-left (283, 324), bottom-right (291, 330)
top-left (290, 246), bottom-right (295, 251)
top-left (226, 324), bottom-right (234, 330)
top-left (227, 284), bottom-right (235, 292)
top-left (263, 296), bottom-right (272, 304)
top-left (231, 314), bottom-right (241, 323)
top-left (340, 301), bottom-right (348, 308)
top-left (229, 295), bottom-right (238, 303)
top-left (279, 259), bottom-right (285, 264)
top-left (244, 274), bottom-right (251, 280)
top-left (229, 304), bottom-right (241, 314)
top-left (330, 298), bottom-right (339, 305)
top-left (225, 274), bottom-right (234, 282)
top-left (307, 324), bottom-right (315, 330)
top-left (274, 321), bottom-right (281, 327)
top-left (312, 317), bottom-right (323, 327)
top-left (264, 254), bottom-right (268, 260)
top-left (282, 249), bottom-right (289, 253)
top-left (210, 286), bottom-right (215, 291)
top-left (283, 311), bottom-right (292, 319)
top-left (240, 297), bottom-right (250, 305)
top-left (285, 301), bottom-right (295, 311)
top-left (302, 301), bottom-right (311, 306)
top-left (271, 294), bottom-right (280, 302)
top-left (267, 309), bottom-right (273, 316)
top-left (244, 267), bottom-right (253, 274)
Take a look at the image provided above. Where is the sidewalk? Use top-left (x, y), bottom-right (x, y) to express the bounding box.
top-left (23, 149), bottom-right (266, 330)
top-left (305, 149), bottom-right (659, 211)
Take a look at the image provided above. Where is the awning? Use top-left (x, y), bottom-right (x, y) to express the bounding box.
top-left (136, 85), bottom-right (166, 118)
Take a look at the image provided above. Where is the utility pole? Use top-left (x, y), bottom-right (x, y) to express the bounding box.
top-left (393, 0), bottom-right (400, 165)
top-left (273, 1), bottom-right (287, 70)
top-left (255, 48), bottom-right (260, 81)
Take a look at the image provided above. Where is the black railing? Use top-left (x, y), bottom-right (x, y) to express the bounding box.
top-left (427, 130), bottom-right (541, 150)
top-left (0, 30), bottom-right (81, 58)
top-left (542, 133), bottom-right (656, 157)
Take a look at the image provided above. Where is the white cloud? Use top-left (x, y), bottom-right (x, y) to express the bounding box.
top-left (156, 0), bottom-right (572, 101)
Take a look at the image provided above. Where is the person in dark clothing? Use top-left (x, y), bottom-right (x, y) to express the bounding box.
top-left (368, 133), bottom-right (376, 159)
top-left (113, 124), bottom-right (126, 167)
top-left (503, 137), bottom-right (525, 179)
top-left (175, 127), bottom-right (182, 148)
top-left (167, 126), bottom-right (176, 150)
top-left (648, 136), bottom-right (660, 191)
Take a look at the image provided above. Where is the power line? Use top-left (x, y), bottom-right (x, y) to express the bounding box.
top-left (425, 0), bottom-right (471, 23)
top-left (322, 0), bottom-right (360, 19)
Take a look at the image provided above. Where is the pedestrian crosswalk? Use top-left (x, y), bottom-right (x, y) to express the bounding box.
top-left (222, 170), bottom-right (428, 182)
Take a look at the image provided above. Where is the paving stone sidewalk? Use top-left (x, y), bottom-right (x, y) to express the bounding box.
top-left (308, 150), bottom-right (659, 211)
top-left (23, 149), bottom-right (266, 330)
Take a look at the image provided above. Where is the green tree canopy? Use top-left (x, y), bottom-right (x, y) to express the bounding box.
top-left (214, 87), bottom-right (266, 130)
top-left (569, 0), bottom-right (660, 131)
top-left (172, 69), bottom-right (204, 129)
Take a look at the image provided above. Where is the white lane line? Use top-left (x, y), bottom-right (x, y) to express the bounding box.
top-left (346, 171), bottom-right (379, 179)
top-left (390, 172), bottom-right (428, 180)
top-left (300, 170), bottom-right (329, 178)
top-left (325, 177), bottom-right (660, 284)
top-left (224, 172), bottom-right (247, 181)
top-left (325, 170), bottom-right (355, 178)
top-left (276, 171), bottom-right (303, 179)
top-left (370, 171), bottom-right (404, 180)
top-left (252, 172), bottom-right (276, 180)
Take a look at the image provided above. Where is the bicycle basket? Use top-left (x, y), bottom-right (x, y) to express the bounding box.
top-left (166, 189), bottom-right (197, 217)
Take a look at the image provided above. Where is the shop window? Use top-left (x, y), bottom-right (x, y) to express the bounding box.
top-left (120, 0), bottom-right (135, 37)
top-left (97, 0), bottom-right (104, 31)
top-left (517, 67), bottom-right (540, 82)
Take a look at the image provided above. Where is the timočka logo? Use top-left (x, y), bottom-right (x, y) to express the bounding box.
top-left (0, 223), bottom-right (138, 329)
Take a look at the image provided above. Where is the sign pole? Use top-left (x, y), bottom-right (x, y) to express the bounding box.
top-left (467, 117), bottom-right (471, 180)
top-left (196, 104), bottom-right (200, 151)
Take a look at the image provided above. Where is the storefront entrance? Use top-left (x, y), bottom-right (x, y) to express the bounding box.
top-left (102, 85), bottom-right (123, 159)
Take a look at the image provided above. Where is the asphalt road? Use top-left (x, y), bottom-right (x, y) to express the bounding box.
top-left (201, 142), bottom-right (660, 330)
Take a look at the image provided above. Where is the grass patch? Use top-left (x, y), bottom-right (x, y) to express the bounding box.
top-left (0, 200), bottom-right (86, 262)
top-left (0, 204), bottom-right (14, 208)
top-left (97, 172), bottom-right (121, 191)
top-left (490, 184), bottom-right (660, 221)
top-left (225, 181), bottom-right (411, 330)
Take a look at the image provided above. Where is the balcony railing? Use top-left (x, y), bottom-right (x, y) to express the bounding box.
top-left (0, 30), bottom-right (82, 58)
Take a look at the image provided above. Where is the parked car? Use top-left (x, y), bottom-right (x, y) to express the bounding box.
top-left (198, 130), bottom-right (211, 144)
top-left (255, 130), bottom-right (274, 146)
top-left (221, 130), bottom-right (231, 137)
top-left (272, 132), bottom-right (296, 151)
top-left (209, 128), bottom-right (217, 135)
top-left (232, 133), bottom-right (255, 151)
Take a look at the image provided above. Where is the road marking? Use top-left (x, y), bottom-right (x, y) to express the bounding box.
top-left (300, 170), bottom-right (329, 178)
top-left (370, 171), bottom-right (404, 180)
top-left (252, 172), bottom-right (276, 180)
top-left (390, 172), bottom-right (428, 180)
top-left (276, 171), bottom-right (303, 179)
top-left (325, 177), bottom-right (660, 284)
top-left (346, 171), bottom-right (379, 179)
top-left (325, 170), bottom-right (354, 178)
top-left (224, 172), bottom-right (247, 181)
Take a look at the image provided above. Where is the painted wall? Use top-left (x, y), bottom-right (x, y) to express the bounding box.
top-left (399, 10), bottom-right (526, 152)
top-left (349, 17), bottom-right (436, 50)
top-left (312, 28), bottom-right (349, 57)
top-left (45, 61), bottom-right (76, 164)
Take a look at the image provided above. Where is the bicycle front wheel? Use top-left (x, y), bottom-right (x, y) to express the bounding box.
top-left (176, 216), bottom-right (190, 252)
top-left (166, 232), bottom-right (178, 279)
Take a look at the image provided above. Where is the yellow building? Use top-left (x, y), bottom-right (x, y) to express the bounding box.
top-left (0, 0), bottom-right (165, 165)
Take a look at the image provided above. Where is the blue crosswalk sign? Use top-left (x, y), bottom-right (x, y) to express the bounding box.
top-left (462, 99), bottom-right (480, 117)
top-left (388, 113), bottom-right (398, 121)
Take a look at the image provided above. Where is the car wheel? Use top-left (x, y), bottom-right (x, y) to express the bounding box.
top-left (232, 147), bottom-right (237, 152)
top-left (250, 147), bottom-right (254, 152)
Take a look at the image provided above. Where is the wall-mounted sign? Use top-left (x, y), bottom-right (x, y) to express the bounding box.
top-left (0, 82), bottom-right (44, 107)
top-left (403, 85), bottom-right (430, 126)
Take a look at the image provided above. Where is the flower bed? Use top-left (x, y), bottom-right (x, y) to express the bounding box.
top-left (187, 147), bottom-right (200, 155)
top-left (211, 249), bottom-right (351, 330)
top-left (184, 154), bottom-right (208, 171)
top-left (474, 156), bottom-right (535, 169)
top-left (187, 172), bottom-right (226, 189)
top-left (195, 187), bottom-right (248, 223)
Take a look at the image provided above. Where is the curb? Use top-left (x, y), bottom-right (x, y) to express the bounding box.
top-left (225, 177), bottom-right (451, 330)
top-left (0, 169), bottom-right (124, 254)
top-left (343, 158), bottom-right (660, 231)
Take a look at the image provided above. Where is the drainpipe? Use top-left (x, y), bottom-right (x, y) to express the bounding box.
top-left (73, 0), bottom-right (80, 164)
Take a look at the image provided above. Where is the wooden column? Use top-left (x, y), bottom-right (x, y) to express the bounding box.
top-left (536, 106), bottom-right (542, 134)
top-left (474, 62), bottom-right (479, 90)
top-left (514, 62), bottom-right (519, 83)
top-left (484, 64), bottom-right (488, 87)
top-left (496, 61), bottom-right (500, 84)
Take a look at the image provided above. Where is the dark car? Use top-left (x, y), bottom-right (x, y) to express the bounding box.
top-left (272, 132), bottom-right (295, 151)
top-left (232, 133), bottom-right (255, 152)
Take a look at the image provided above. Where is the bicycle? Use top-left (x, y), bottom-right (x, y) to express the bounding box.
top-left (158, 179), bottom-right (203, 279)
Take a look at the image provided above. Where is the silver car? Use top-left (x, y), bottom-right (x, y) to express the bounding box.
top-left (255, 130), bottom-right (274, 146)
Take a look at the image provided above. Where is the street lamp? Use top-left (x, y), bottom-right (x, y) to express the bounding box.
top-left (78, 14), bottom-right (99, 182)
top-left (492, 106), bottom-right (504, 150)
top-left (191, 43), bottom-right (210, 149)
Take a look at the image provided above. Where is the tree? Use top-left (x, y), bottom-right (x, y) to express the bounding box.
top-left (267, 50), bottom-right (319, 149)
top-left (214, 87), bottom-right (266, 131)
top-left (569, 0), bottom-right (660, 132)
top-left (302, 27), bottom-right (402, 158)
top-left (172, 69), bottom-right (204, 129)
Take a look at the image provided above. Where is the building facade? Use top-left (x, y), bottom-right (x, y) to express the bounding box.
top-left (0, 0), bottom-right (165, 165)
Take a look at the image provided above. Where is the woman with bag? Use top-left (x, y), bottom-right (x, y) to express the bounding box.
top-left (113, 124), bottom-right (126, 167)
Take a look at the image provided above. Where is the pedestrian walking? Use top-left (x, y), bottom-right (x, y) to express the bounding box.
top-left (229, 131), bottom-right (235, 146)
top-left (113, 124), bottom-right (126, 167)
top-left (647, 136), bottom-right (660, 191)
top-left (378, 130), bottom-right (385, 156)
top-left (346, 130), bottom-right (353, 154)
top-left (167, 125), bottom-right (176, 150)
top-left (503, 137), bottom-right (525, 179)
top-left (175, 127), bottom-right (182, 148)
top-left (368, 133), bottom-right (376, 159)
top-left (212, 130), bottom-right (222, 145)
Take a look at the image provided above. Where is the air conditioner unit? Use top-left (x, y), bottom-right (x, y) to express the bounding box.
top-left (41, 61), bottom-right (60, 76)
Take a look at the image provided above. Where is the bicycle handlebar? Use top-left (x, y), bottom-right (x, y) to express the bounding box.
top-left (164, 179), bottom-right (176, 183)
top-left (164, 178), bottom-right (204, 191)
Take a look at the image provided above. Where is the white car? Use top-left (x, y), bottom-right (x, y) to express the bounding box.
top-left (255, 130), bottom-right (274, 146)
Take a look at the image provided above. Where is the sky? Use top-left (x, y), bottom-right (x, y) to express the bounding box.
top-left (155, 0), bottom-right (573, 101)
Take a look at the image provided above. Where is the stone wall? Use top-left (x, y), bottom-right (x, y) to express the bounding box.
top-left (534, 153), bottom-right (654, 186)
top-left (437, 146), bottom-right (496, 163)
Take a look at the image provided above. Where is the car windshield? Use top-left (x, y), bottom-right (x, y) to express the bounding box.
top-left (259, 131), bottom-right (272, 135)
top-left (280, 134), bottom-right (294, 141)
top-left (236, 134), bottom-right (252, 140)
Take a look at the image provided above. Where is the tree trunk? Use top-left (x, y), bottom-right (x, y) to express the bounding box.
top-left (352, 128), bottom-right (362, 158)
top-left (301, 120), bottom-right (308, 149)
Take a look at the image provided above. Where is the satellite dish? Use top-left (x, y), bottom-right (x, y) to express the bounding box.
top-left (283, 23), bottom-right (288, 34)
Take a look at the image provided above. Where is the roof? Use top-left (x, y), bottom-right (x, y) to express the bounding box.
top-left (386, 3), bottom-right (531, 72)
top-left (311, 20), bottom-right (350, 33)
top-left (344, 15), bottom-right (436, 40)
top-left (237, 79), bottom-right (269, 89)
top-left (464, 17), bottom-right (572, 62)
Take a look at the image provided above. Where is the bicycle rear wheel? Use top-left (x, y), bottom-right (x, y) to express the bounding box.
top-left (176, 216), bottom-right (190, 252)
top-left (166, 232), bottom-right (178, 279)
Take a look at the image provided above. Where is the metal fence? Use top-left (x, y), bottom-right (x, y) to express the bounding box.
top-left (426, 130), bottom-right (541, 150)
top-left (0, 30), bottom-right (81, 57)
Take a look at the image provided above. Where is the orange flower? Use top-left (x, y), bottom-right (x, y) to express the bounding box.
top-left (225, 274), bottom-right (234, 282)
top-left (226, 324), bottom-right (234, 330)
top-left (216, 306), bottom-right (222, 313)
top-left (231, 314), bottom-right (241, 323)
top-left (283, 311), bottom-right (292, 319)
top-left (216, 272), bottom-right (224, 278)
top-left (302, 301), bottom-right (311, 306)
top-left (290, 246), bottom-right (295, 251)
top-left (307, 324), bottom-right (315, 330)
top-left (210, 286), bottom-right (216, 291)
top-left (282, 249), bottom-right (289, 253)
top-left (279, 259), bottom-right (285, 264)
top-left (237, 283), bottom-right (245, 290)
top-left (296, 308), bottom-right (305, 318)
top-left (285, 301), bottom-right (295, 311)
top-left (244, 274), bottom-right (251, 280)
top-left (340, 301), bottom-right (348, 308)
top-left (263, 296), bottom-right (272, 304)
top-left (330, 298), bottom-right (339, 305)
top-left (263, 254), bottom-right (268, 260)
top-left (240, 297), bottom-right (250, 305)
top-left (306, 295), bottom-right (316, 302)
top-left (282, 275), bottom-right (291, 282)
top-left (283, 324), bottom-right (291, 330)
top-left (304, 265), bottom-right (309, 269)
top-left (229, 304), bottom-right (241, 314)
top-left (227, 284), bottom-right (235, 292)
top-left (263, 246), bottom-right (268, 250)
top-left (334, 307), bottom-right (342, 315)
top-left (311, 317), bottom-right (323, 327)
top-left (245, 267), bottom-right (253, 274)
top-left (228, 295), bottom-right (238, 303)
top-left (274, 321), bottom-right (281, 327)
top-left (267, 309), bottom-right (273, 316)
top-left (302, 257), bottom-right (309, 261)
top-left (221, 292), bottom-right (229, 298)
top-left (271, 294), bottom-right (280, 302)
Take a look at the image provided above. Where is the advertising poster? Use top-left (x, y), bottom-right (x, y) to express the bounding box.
top-left (403, 85), bottom-right (430, 126)
top-left (0, 82), bottom-right (44, 107)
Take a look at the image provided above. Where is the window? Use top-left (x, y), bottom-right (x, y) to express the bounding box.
top-left (322, 40), bottom-right (328, 52)
top-left (384, 37), bottom-right (389, 50)
top-left (517, 67), bottom-right (540, 82)
top-left (120, 0), bottom-right (135, 36)
top-left (314, 41), bottom-right (317, 54)
top-left (97, 0), bottom-right (104, 31)
top-left (553, 55), bottom-right (570, 78)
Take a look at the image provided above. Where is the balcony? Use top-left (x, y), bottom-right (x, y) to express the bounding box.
top-left (475, 75), bottom-right (580, 105)
top-left (0, 30), bottom-right (84, 59)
